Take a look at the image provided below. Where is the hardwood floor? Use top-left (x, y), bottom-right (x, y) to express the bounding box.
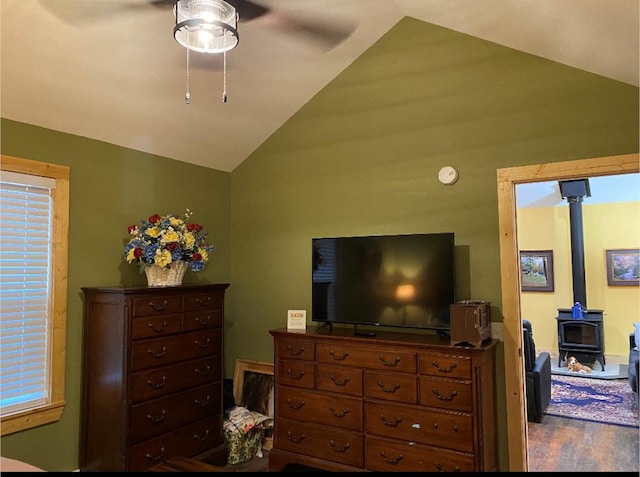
top-left (528, 415), bottom-right (639, 472)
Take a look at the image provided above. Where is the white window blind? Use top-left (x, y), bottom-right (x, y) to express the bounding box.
top-left (0, 171), bottom-right (55, 416)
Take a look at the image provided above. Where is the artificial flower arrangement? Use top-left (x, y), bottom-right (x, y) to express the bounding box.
top-left (124, 209), bottom-right (214, 272)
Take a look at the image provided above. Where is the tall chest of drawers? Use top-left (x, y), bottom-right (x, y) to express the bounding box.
top-left (269, 327), bottom-right (498, 472)
top-left (80, 284), bottom-right (229, 472)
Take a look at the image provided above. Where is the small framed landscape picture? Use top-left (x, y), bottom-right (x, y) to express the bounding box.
top-left (520, 250), bottom-right (554, 292)
top-left (605, 249), bottom-right (640, 286)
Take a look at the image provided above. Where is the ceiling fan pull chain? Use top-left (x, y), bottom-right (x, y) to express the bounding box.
top-left (185, 36), bottom-right (191, 104)
top-left (222, 51), bottom-right (228, 103)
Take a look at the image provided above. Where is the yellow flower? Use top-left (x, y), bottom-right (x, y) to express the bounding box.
top-left (126, 248), bottom-right (138, 263)
top-left (162, 229), bottom-right (180, 244)
top-left (154, 249), bottom-right (173, 268)
top-left (145, 226), bottom-right (162, 239)
top-left (183, 232), bottom-right (196, 249)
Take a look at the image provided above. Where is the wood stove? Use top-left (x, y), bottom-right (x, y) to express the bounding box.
top-left (555, 308), bottom-right (605, 370)
top-left (555, 179), bottom-right (606, 370)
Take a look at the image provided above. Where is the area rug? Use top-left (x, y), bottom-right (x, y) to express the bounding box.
top-left (545, 375), bottom-right (639, 428)
top-left (551, 362), bottom-right (629, 380)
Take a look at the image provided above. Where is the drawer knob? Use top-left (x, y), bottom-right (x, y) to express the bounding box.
top-left (434, 462), bottom-right (461, 472)
top-left (147, 321), bottom-right (168, 334)
top-left (431, 360), bottom-right (458, 373)
top-left (194, 315), bottom-right (212, 326)
top-left (380, 450), bottom-right (403, 465)
top-left (287, 398), bottom-right (305, 410)
top-left (195, 338), bottom-right (211, 349)
top-left (195, 396), bottom-right (211, 407)
top-left (328, 350), bottom-right (349, 361)
top-left (146, 410), bottom-right (167, 423)
top-left (379, 355), bottom-right (401, 367)
top-left (193, 429), bottom-right (210, 441)
top-left (145, 447), bottom-right (166, 462)
top-left (330, 374), bottom-right (351, 387)
top-left (432, 388), bottom-right (458, 401)
top-left (286, 344), bottom-right (306, 356)
top-left (328, 405), bottom-right (350, 418)
top-left (195, 297), bottom-right (213, 307)
top-left (377, 380), bottom-right (400, 393)
top-left (286, 368), bottom-right (305, 380)
top-left (147, 376), bottom-right (167, 389)
top-left (379, 414), bottom-right (402, 427)
top-left (195, 365), bottom-right (211, 376)
top-left (147, 300), bottom-right (169, 312)
top-left (147, 346), bottom-right (168, 358)
top-left (286, 431), bottom-right (305, 443)
top-left (329, 440), bottom-right (350, 453)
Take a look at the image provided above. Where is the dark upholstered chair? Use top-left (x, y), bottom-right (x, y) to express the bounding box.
top-left (629, 331), bottom-right (639, 394)
top-left (523, 319), bottom-right (552, 423)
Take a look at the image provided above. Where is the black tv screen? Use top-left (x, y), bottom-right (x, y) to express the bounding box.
top-left (312, 233), bottom-right (455, 331)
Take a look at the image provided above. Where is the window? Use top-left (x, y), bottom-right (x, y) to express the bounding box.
top-left (0, 155), bottom-right (70, 435)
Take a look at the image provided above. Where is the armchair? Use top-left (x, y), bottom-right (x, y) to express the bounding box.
top-left (523, 319), bottom-right (552, 423)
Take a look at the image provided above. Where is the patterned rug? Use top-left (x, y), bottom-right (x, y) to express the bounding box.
top-left (545, 375), bottom-right (639, 428)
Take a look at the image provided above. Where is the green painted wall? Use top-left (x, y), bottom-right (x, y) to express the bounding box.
top-left (0, 122), bottom-right (231, 470)
top-left (1, 16), bottom-right (638, 472)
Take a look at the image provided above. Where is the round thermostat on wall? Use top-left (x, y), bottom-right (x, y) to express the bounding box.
top-left (438, 166), bottom-right (459, 185)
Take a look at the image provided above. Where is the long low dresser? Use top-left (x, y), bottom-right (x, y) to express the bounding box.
top-left (269, 327), bottom-right (498, 472)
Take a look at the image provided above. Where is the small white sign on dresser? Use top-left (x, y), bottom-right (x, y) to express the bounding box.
top-left (287, 310), bottom-right (307, 331)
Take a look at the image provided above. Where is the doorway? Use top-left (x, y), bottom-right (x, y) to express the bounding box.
top-left (497, 153), bottom-right (639, 471)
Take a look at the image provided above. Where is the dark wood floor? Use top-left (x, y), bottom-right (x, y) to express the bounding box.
top-left (528, 414), bottom-right (639, 472)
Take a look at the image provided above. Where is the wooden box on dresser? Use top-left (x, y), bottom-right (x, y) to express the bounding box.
top-left (269, 327), bottom-right (498, 472)
top-left (79, 284), bottom-right (229, 472)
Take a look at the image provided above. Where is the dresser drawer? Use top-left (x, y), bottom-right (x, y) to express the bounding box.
top-left (183, 310), bottom-right (223, 332)
top-left (276, 418), bottom-right (364, 468)
top-left (419, 352), bottom-right (471, 379)
top-left (130, 356), bottom-right (221, 403)
top-left (365, 436), bottom-right (475, 472)
top-left (132, 314), bottom-right (183, 340)
top-left (129, 416), bottom-right (223, 471)
top-left (184, 291), bottom-right (224, 312)
top-left (132, 330), bottom-right (221, 371)
top-left (276, 360), bottom-right (315, 389)
top-left (277, 338), bottom-right (315, 361)
top-left (317, 364), bottom-right (363, 396)
top-left (364, 371), bottom-right (417, 403)
top-left (132, 295), bottom-right (183, 317)
top-left (365, 401), bottom-right (473, 452)
top-left (277, 386), bottom-right (363, 431)
top-left (316, 344), bottom-right (417, 373)
top-left (130, 383), bottom-right (220, 443)
top-left (419, 376), bottom-right (472, 412)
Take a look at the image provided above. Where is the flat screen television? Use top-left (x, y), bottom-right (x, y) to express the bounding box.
top-left (312, 232), bottom-right (455, 334)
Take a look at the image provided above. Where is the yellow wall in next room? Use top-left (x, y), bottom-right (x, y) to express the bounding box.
top-left (519, 200), bottom-right (640, 363)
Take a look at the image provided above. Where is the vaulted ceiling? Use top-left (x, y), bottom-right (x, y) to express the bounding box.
top-left (2, 0), bottom-right (638, 172)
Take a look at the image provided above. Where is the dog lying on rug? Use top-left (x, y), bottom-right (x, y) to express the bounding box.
top-left (567, 355), bottom-right (593, 374)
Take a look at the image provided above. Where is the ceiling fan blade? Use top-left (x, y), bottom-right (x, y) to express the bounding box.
top-left (228, 0), bottom-right (269, 22)
top-left (39, 0), bottom-right (174, 25)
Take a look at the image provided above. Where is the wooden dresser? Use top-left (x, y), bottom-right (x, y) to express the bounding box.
top-left (269, 327), bottom-right (498, 472)
top-left (79, 284), bottom-right (229, 472)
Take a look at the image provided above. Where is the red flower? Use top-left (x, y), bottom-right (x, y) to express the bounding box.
top-left (166, 242), bottom-right (179, 251)
top-left (187, 223), bottom-right (203, 232)
top-left (192, 253), bottom-right (202, 261)
top-left (133, 248), bottom-right (143, 258)
top-left (148, 214), bottom-right (161, 224)
top-left (127, 224), bottom-right (136, 234)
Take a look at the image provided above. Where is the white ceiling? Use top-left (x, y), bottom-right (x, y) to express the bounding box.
top-left (2, 0), bottom-right (638, 172)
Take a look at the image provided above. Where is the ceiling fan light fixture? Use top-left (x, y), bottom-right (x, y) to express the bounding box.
top-left (174, 0), bottom-right (239, 54)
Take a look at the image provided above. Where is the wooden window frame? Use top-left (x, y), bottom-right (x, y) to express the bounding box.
top-left (0, 155), bottom-right (70, 435)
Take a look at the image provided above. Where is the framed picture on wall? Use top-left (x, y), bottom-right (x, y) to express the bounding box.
top-left (605, 249), bottom-right (640, 286)
top-left (520, 250), bottom-right (554, 292)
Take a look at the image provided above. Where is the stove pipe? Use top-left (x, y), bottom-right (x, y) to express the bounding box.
top-left (559, 179), bottom-right (591, 308)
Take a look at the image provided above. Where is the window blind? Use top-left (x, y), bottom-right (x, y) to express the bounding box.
top-left (0, 172), bottom-right (55, 415)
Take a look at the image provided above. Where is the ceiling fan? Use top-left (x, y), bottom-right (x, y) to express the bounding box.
top-left (39, 0), bottom-right (356, 50)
